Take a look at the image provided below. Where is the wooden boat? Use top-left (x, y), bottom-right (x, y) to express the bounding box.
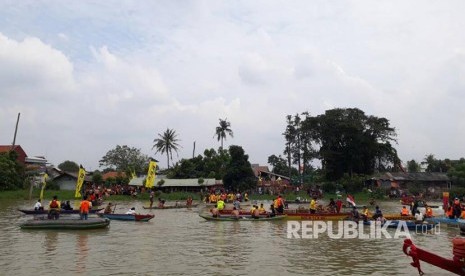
top-left (19, 208), bottom-right (104, 215)
top-left (98, 213), bottom-right (154, 222)
top-left (363, 220), bottom-right (436, 231)
top-left (425, 217), bottom-right (461, 226)
top-left (284, 209), bottom-right (350, 220)
top-left (403, 238), bottom-right (465, 275)
top-left (20, 217), bottom-right (110, 230)
top-left (372, 214), bottom-right (415, 221)
top-left (199, 214), bottom-right (287, 221)
top-left (143, 204), bottom-right (198, 209)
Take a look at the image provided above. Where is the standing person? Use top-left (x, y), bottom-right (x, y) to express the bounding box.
top-left (269, 204), bottom-right (277, 217)
top-left (186, 196), bottom-right (193, 207)
top-left (335, 198), bottom-right (343, 214)
top-left (80, 196), bottom-right (91, 220)
top-left (34, 199), bottom-right (43, 211)
top-left (149, 189), bottom-right (155, 208)
top-left (351, 206), bottom-right (360, 222)
top-left (276, 195), bottom-right (284, 214)
top-left (372, 206), bottom-right (383, 221)
top-left (233, 198), bottom-right (241, 210)
top-left (48, 195), bottom-right (61, 219)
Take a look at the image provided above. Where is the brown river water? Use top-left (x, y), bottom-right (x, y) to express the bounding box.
top-left (0, 200), bottom-right (460, 275)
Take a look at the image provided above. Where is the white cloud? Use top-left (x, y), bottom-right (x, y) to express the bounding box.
top-left (1, 1), bottom-right (465, 170)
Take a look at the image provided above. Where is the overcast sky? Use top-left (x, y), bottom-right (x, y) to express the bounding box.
top-left (1, 1), bottom-right (465, 171)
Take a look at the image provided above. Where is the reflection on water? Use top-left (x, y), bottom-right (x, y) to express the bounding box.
top-left (0, 200), bottom-right (461, 275)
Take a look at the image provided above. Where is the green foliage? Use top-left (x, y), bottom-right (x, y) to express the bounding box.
top-left (157, 179), bottom-right (165, 187)
top-left (0, 152), bottom-right (24, 190)
top-left (422, 154), bottom-right (453, 173)
top-left (152, 128), bottom-right (181, 169)
top-left (370, 188), bottom-right (386, 199)
top-left (321, 182), bottom-right (337, 193)
top-left (92, 171), bottom-right (103, 185)
top-left (339, 174), bottom-right (366, 193)
top-left (215, 118), bottom-right (233, 149)
top-left (448, 163), bottom-right (465, 186)
top-left (168, 148), bottom-right (230, 179)
top-left (223, 145), bottom-right (256, 191)
top-left (406, 159), bottom-right (421, 172)
top-left (450, 187), bottom-right (465, 198)
top-left (99, 145), bottom-right (149, 173)
top-left (58, 160), bottom-right (79, 172)
top-left (293, 108), bottom-right (398, 180)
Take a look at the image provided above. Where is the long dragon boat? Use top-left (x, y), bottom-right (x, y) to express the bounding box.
top-left (143, 204), bottom-right (198, 209)
top-left (199, 214), bottom-right (286, 221)
top-left (403, 238), bottom-right (465, 275)
top-left (19, 208), bottom-right (104, 215)
top-left (20, 217), bottom-right (110, 230)
top-left (98, 213), bottom-right (154, 222)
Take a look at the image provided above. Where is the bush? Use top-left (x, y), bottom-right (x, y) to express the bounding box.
top-left (47, 181), bottom-right (61, 190)
top-left (322, 182), bottom-right (337, 193)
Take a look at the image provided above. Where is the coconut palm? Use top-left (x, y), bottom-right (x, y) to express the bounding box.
top-left (152, 128), bottom-right (181, 169)
top-left (215, 118), bottom-right (233, 149)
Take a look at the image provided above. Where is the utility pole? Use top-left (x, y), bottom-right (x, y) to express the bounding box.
top-left (193, 141), bottom-right (196, 158)
top-left (11, 113), bottom-right (20, 149)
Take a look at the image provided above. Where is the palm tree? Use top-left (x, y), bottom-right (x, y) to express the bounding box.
top-left (215, 118), bottom-right (233, 149)
top-left (152, 128), bottom-right (181, 169)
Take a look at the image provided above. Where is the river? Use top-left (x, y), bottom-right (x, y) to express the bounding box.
top-left (0, 200), bottom-right (459, 275)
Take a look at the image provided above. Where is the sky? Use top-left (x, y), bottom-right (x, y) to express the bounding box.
top-left (1, 1), bottom-right (465, 171)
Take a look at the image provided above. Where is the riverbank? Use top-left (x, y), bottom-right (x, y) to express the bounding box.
top-left (1, 188), bottom-right (382, 205)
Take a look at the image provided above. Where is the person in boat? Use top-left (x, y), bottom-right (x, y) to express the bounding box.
top-left (249, 205), bottom-right (257, 215)
top-left (244, 192), bottom-right (249, 202)
top-left (233, 198), bottom-right (241, 210)
top-left (149, 189), bottom-right (155, 208)
top-left (351, 206), bottom-right (360, 222)
top-left (104, 202), bottom-right (113, 214)
top-left (34, 199), bottom-right (43, 211)
top-left (217, 198), bottom-right (225, 211)
top-left (276, 195), bottom-right (285, 214)
top-left (210, 205), bottom-right (219, 218)
top-left (258, 203), bottom-right (266, 214)
top-left (186, 196), bottom-right (193, 207)
top-left (231, 207), bottom-right (240, 219)
top-left (309, 198), bottom-right (317, 214)
top-left (80, 196), bottom-right (91, 220)
top-left (269, 204), bottom-right (277, 217)
top-left (401, 206), bottom-right (410, 216)
top-left (414, 210), bottom-right (424, 223)
top-left (372, 205), bottom-right (383, 221)
top-left (425, 204), bottom-right (433, 218)
top-left (461, 207), bottom-right (465, 219)
top-left (446, 206), bottom-right (454, 219)
top-left (252, 206), bottom-right (260, 219)
top-left (361, 206), bottom-right (370, 222)
top-left (62, 200), bottom-right (73, 210)
top-left (327, 198), bottom-right (336, 213)
top-left (48, 195), bottom-right (61, 220)
top-left (126, 207), bottom-right (136, 215)
top-left (453, 198), bottom-right (462, 219)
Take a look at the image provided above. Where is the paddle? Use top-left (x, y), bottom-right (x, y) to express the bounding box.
top-left (112, 203), bottom-right (117, 214)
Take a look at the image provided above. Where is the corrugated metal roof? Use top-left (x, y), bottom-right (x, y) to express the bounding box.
top-left (373, 172), bottom-right (450, 181)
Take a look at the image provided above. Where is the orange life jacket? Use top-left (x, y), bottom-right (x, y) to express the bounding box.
top-left (425, 207), bottom-right (433, 217)
top-left (401, 208), bottom-right (409, 216)
top-left (446, 207), bottom-right (453, 217)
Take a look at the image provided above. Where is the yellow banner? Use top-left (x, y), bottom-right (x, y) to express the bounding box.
top-left (40, 173), bottom-right (48, 200)
top-left (75, 166), bottom-right (86, 198)
top-left (145, 160), bottom-right (157, 188)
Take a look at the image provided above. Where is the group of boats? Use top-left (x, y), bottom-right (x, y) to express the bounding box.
top-left (17, 202), bottom-right (203, 230)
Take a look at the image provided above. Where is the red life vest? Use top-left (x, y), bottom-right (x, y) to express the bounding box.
top-left (50, 200), bottom-right (59, 208)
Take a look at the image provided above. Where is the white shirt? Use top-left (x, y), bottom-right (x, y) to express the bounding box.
top-left (126, 209), bottom-right (136, 215)
top-left (34, 202), bottom-right (42, 209)
top-left (415, 212), bottom-right (424, 221)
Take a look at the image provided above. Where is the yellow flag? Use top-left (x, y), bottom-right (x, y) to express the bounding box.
top-left (131, 169), bottom-right (137, 180)
top-left (145, 160), bottom-right (157, 188)
top-left (40, 173), bottom-right (48, 200)
top-left (75, 166), bottom-right (86, 198)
